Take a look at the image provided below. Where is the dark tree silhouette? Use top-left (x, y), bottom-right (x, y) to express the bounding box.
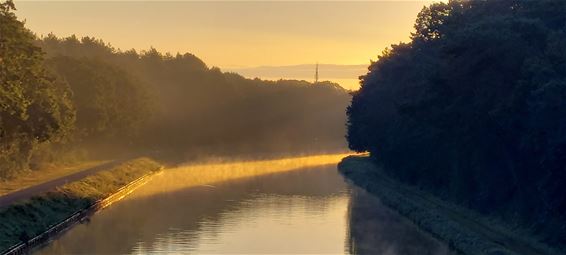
top-left (347, 0), bottom-right (566, 247)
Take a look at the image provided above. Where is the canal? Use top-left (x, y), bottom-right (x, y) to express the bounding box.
top-left (36, 155), bottom-right (452, 254)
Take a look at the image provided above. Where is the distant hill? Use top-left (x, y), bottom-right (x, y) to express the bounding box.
top-left (226, 64), bottom-right (366, 90)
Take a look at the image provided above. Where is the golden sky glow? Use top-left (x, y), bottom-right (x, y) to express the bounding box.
top-left (15, 1), bottom-right (435, 89)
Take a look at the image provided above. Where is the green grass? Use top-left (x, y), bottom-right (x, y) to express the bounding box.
top-left (0, 157), bottom-right (162, 252)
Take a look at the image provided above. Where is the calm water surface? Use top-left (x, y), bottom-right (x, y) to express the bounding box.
top-left (36, 158), bottom-right (452, 254)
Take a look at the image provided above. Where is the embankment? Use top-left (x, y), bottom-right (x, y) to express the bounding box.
top-left (338, 155), bottom-right (559, 255)
top-left (0, 158), bottom-right (163, 254)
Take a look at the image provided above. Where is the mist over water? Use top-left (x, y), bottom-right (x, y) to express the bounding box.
top-left (36, 154), bottom-right (451, 255)
top-left (131, 153), bottom-right (350, 199)
top-left (3, 0), bottom-right (563, 253)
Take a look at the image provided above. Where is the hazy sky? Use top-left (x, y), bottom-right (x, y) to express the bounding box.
top-left (15, 1), bottom-right (435, 89)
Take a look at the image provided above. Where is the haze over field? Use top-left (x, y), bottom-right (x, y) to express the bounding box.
top-left (14, 0), bottom-right (436, 90)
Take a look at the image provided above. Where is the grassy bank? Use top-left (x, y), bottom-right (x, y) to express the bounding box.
top-left (338, 155), bottom-right (559, 255)
top-left (0, 160), bottom-right (109, 196)
top-left (0, 157), bottom-right (162, 252)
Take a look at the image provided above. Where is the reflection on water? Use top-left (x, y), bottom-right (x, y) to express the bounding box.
top-left (36, 155), bottom-right (452, 255)
top-left (347, 188), bottom-right (453, 255)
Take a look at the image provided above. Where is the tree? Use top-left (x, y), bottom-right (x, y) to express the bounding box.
top-left (0, 0), bottom-right (74, 178)
top-left (48, 56), bottom-right (152, 142)
top-left (347, 0), bottom-right (566, 246)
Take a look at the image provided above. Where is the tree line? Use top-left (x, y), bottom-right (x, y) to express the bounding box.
top-left (347, 0), bottom-right (566, 246)
top-left (0, 0), bottom-right (350, 178)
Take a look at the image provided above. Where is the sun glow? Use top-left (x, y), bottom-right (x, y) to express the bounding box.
top-left (129, 153), bottom-right (352, 199)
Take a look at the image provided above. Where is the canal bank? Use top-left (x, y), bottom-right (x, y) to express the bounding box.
top-left (0, 158), bottom-right (163, 255)
top-left (338, 155), bottom-right (559, 255)
top-left (33, 157), bottom-right (451, 254)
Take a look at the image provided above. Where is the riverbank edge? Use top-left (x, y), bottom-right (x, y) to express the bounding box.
top-left (338, 155), bottom-right (559, 255)
top-left (0, 158), bottom-right (163, 255)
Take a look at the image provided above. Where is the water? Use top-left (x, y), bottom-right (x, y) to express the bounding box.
top-left (36, 156), bottom-right (452, 254)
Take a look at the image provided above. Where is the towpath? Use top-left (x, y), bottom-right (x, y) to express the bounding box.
top-left (0, 159), bottom-right (127, 208)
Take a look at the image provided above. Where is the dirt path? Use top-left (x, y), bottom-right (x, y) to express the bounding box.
top-left (0, 159), bottom-right (128, 208)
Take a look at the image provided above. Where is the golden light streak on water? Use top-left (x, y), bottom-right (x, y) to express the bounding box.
top-left (36, 152), bottom-right (452, 255)
top-left (129, 153), bottom-right (352, 199)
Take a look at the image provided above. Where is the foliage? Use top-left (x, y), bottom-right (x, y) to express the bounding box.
top-left (1, 0), bottom-right (349, 177)
top-left (47, 56), bottom-right (152, 141)
top-left (38, 36), bottom-right (350, 157)
top-left (347, 0), bottom-right (566, 247)
top-left (0, 0), bottom-right (74, 178)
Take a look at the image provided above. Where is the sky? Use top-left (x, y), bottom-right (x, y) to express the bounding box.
top-left (15, 1), bottom-right (435, 90)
